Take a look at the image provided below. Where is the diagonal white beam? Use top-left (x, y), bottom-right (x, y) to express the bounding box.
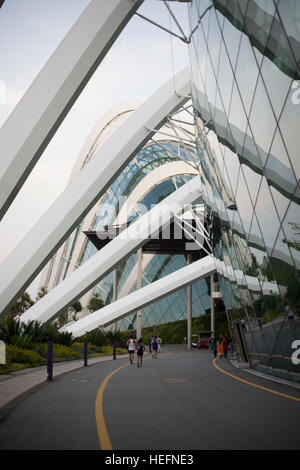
top-left (60, 255), bottom-right (216, 338)
top-left (19, 175), bottom-right (203, 325)
top-left (0, 0), bottom-right (143, 220)
top-left (0, 67), bottom-right (191, 316)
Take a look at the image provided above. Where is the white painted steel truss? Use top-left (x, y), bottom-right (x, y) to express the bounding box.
top-left (20, 175), bottom-right (203, 325)
top-left (61, 255), bottom-right (216, 337)
top-left (59, 251), bottom-right (278, 338)
top-left (0, 67), bottom-right (192, 317)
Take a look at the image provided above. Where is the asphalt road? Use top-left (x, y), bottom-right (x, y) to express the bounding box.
top-left (0, 346), bottom-right (299, 450)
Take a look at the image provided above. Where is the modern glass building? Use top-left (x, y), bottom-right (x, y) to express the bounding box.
top-left (38, 0), bottom-right (300, 383)
top-left (188, 0), bottom-right (300, 381)
top-left (40, 101), bottom-right (212, 331)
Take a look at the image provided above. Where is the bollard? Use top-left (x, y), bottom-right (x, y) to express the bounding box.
top-left (113, 340), bottom-right (116, 360)
top-left (84, 339), bottom-right (88, 367)
top-left (47, 341), bottom-right (53, 381)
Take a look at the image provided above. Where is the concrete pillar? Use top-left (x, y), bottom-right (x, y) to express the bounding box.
top-left (187, 254), bottom-right (192, 350)
top-left (210, 273), bottom-right (215, 336)
top-left (136, 248), bottom-right (143, 340)
top-left (112, 268), bottom-right (118, 332)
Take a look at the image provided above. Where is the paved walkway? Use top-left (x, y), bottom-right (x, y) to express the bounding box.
top-left (0, 354), bottom-right (128, 420)
top-left (0, 346), bottom-right (299, 450)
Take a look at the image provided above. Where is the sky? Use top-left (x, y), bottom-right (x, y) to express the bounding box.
top-left (0, 0), bottom-right (191, 296)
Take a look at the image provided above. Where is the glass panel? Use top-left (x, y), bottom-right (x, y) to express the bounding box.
top-left (276, 0), bottom-right (300, 76)
top-left (217, 39), bottom-right (234, 116)
top-left (254, 177), bottom-right (281, 254)
top-left (266, 126), bottom-right (297, 203)
top-left (235, 32), bottom-right (260, 115)
top-left (277, 82), bottom-right (300, 180)
top-left (249, 74), bottom-right (277, 166)
top-left (222, 15), bottom-right (243, 71)
top-left (260, 54), bottom-right (292, 120)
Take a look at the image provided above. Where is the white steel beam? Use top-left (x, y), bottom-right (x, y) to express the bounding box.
top-left (19, 175), bottom-right (203, 325)
top-left (0, 0), bottom-right (143, 220)
top-left (0, 67), bottom-right (191, 316)
top-left (60, 255), bottom-right (216, 338)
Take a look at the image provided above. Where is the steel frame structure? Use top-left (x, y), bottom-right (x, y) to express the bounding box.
top-left (0, 67), bottom-right (192, 317)
top-left (20, 175), bottom-right (203, 325)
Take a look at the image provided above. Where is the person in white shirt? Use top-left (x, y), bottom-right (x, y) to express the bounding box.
top-left (126, 335), bottom-right (136, 365)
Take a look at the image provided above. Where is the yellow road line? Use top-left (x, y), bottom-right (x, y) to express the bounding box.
top-left (249, 352), bottom-right (292, 360)
top-left (95, 354), bottom-right (166, 449)
top-left (212, 358), bottom-right (300, 403)
top-left (95, 362), bottom-right (130, 450)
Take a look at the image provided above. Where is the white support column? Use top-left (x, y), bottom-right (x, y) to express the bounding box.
top-left (61, 255), bottom-right (216, 338)
top-left (187, 254), bottom-right (192, 350)
top-left (0, 0), bottom-right (143, 220)
top-left (0, 68), bottom-right (191, 316)
top-left (136, 248), bottom-right (143, 340)
top-left (19, 176), bottom-right (202, 326)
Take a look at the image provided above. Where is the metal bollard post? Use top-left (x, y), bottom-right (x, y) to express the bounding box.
top-left (47, 341), bottom-right (53, 381)
top-left (113, 340), bottom-right (116, 360)
top-left (84, 339), bottom-right (88, 367)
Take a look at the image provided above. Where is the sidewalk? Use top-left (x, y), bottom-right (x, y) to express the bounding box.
top-left (0, 354), bottom-right (128, 421)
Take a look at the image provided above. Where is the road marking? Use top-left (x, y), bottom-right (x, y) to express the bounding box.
top-left (163, 378), bottom-right (186, 383)
top-left (249, 352), bottom-right (291, 360)
top-left (213, 358), bottom-right (300, 403)
top-left (95, 362), bottom-right (130, 450)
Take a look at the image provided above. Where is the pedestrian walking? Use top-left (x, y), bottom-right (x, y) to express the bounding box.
top-left (126, 335), bottom-right (136, 365)
top-left (149, 336), bottom-right (153, 353)
top-left (152, 336), bottom-right (158, 359)
top-left (211, 336), bottom-right (217, 358)
top-left (136, 338), bottom-right (145, 367)
top-left (158, 336), bottom-right (162, 353)
top-left (217, 336), bottom-right (224, 359)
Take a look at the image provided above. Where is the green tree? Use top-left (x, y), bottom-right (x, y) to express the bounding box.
top-left (283, 222), bottom-right (300, 251)
top-left (87, 293), bottom-right (104, 313)
top-left (7, 292), bottom-right (34, 318)
top-left (35, 286), bottom-right (48, 301)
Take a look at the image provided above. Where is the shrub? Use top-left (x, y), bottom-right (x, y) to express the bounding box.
top-left (6, 345), bottom-right (45, 366)
top-left (55, 331), bottom-right (74, 347)
top-left (10, 334), bottom-right (33, 349)
top-left (53, 344), bottom-right (79, 360)
top-left (0, 316), bottom-right (22, 344)
top-left (101, 345), bottom-right (113, 355)
top-left (261, 309), bottom-right (282, 324)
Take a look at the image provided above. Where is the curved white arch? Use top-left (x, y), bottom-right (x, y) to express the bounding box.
top-left (115, 160), bottom-right (198, 225)
top-left (19, 175), bottom-right (203, 325)
top-left (0, 67), bottom-right (192, 316)
top-left (60, 253), bottom-right (279, 339)
top-left (61, 255), bottom-right (216, 337)
top-left (68, 101), bottom-right (142, 182)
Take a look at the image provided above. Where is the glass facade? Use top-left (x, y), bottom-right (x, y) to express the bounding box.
top-left (54, 138), bottom-right (211, 330)
top-left (188, 0), bottom-right (300, 382)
